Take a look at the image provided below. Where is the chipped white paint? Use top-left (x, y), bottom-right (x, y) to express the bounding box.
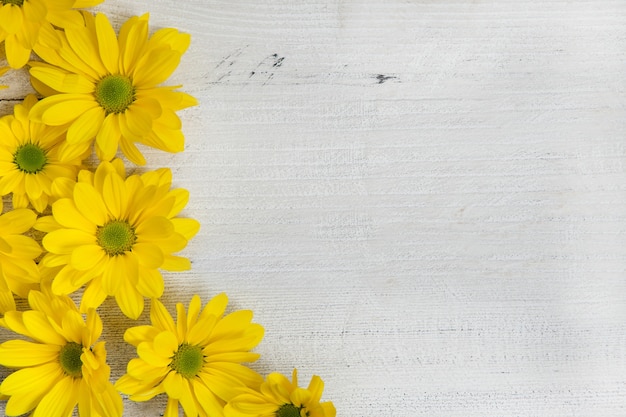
top-left (1, 0), bottom-right (626, 416)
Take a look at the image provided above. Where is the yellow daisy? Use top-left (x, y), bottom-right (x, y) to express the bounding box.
top-left (35, 158), bottom-right (200, 319)
top-left (225, 369), bottom-right (336, 417)
top-left (115, 294), bottom-right (264, 417)
top-left (0, 0), bottom-right (103, 69)
top-left (0, 207), bottom-right (41, 313)
top-left (29, 11), bottom-right (198, 165)
top-left (0, 285), bottom-right (123, 417)
top-left (0, 94), bottom-right (85, 212)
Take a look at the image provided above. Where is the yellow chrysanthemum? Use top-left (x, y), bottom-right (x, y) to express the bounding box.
top-left (225, 369), bottom-right (336, 417)
top-left (0, 286), bottom-right (123, 417)
top-left (0, 0), bottom-right (103, 69)
top-left (0, 207), bottom-right (41, 313)
top-left (0, 94), bottom-right (84, 212)
top-left (35, 158), bottom-right (200, 319)
top-left (115, 294), bottom-right (264, 417)
top-left (28, 11), bottom-right (198, 165)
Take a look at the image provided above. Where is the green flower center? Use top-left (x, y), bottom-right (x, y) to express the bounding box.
top-left (276, 404), bottom-right (305, 417)
top-left (14, 143), bottom-right (47, 174)
top-left (170, 343), bottom-right (204, 379)
top-left (59, 342), bottom-right (83, 378)
top-left (94, 74), bottom-right (135, 114)
top-left (97, 220), bottom-right (136, 256)
top-left (2, 0), bottom-right (23, 6)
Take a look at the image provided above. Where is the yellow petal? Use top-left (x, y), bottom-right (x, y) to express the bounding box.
top-left (43, 229), bottom-right (95, 254)
top-left (66, 106), bottom-right (105, 144)
top-left (22, 311), bottom-right (67, 345)
top-left (118, 14), bottom-right (149, 74)
top-left (200, 293), bottom-right (228, 321)
top-left (52, 198), bottom-right (95, 232)
top-left (41, 97), bottom-right (99, 125)
top-left (123, 104), bottom-right (153, 137)
top-left (95, 114), bottom-right (121, 161)
top-left (0, 208), bottom-right (36, 234)
top-left (163, 372), bottom-right (183, 399)
top-left (5, 35), bottom-right (31, 69)
top-left (321, 402), bottom-right (336, 417)
top-left (0, 236), bottom-right (12, 255)
top-left (0, 340), bottom-right (60, 367)
top-left (29, 66), bottom-right (94, 94)
top-left (178, 377), bottom-right (199, 417)
top-left (32, 375), bottom-right (79, 417)
top-left (149, 298), bottom-right (175, 333)
top-left (153, 330), bottom-right (178, 358)
top-left (135, 266), bottom-right (164, 299)
top-left (73, 0), bottom-right (104, 6)
top-left (73, 182), bottom-right (108, 225)
top-left (133, 49), bottom-right (181, 88)
top-left (3, 363), bottom-right (64, 416)
top-left (119, 136), bottom-right (147, 165)
top-left (102, 170), bottom-right (127, 218)
top-left (0, 289), bottom-right (16, 313)
top-left (0, 170), bottom-right (22, 196)
top-left (50, 265), bottom-right (87, 295)
top-left (192, 380), bottom-right (225, 417)
top-left (164, 398), bottom-right (179, 417)
top-left (166, 188), bottom-right (189, 217)
top-left (95, 13), bottom-right (119, 74)
top-left (0, 5), bottom-right (23, 35)
top-left (137, 341), bottom-right (171, 368)
top-left (79, 279), bottom-right (107, 312)
top-left (132, 242), bottom-right (164, 269)
top-left (102, 254), bottom-right (134, 295)
top-left (150, 28), bottom-right (191, 55)
top-left (290, 388), bottom-right (311, 408)
top-left (123, 324), bottom-right (159, 346)
top-left (136, 216), bottom-right (174, 240)
top-left (160, 255), bottom-right (191, 271)
top-left (171, 218), bottom-right (200, 240)
top-left (70, 244), bottom-right (105, 271)
top-left (3, 235), bottom-right (42, 259)
top-left (115, 277), bottom-right (144, 319)
top-left (23, 0), bottom-right (46, 22)
top-left (125, 358), bottom-right (168, 386)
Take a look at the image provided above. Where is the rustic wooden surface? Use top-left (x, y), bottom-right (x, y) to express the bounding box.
top-left (1, 0), bottom-right (626, 416)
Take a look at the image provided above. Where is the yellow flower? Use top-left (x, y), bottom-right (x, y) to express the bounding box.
top-left (35, 158), bottom-right (200, 319)
top-left (0, 207), bottom-right (41, 313)
top-left (29, 11), bottom-right (198, 165)
top-left (225, 369), bottom-right (336, 417)
top-left (0, 0), bottom-right (103, 69)
top-left (0, 94), bottom-right (85, 212)
top-left (115, 294), bottom-right (264, 417)
top-left (0, 286), bottom-right (123, 417)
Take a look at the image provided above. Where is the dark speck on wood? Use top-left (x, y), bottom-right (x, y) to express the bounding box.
top-left (273, 56), bottom-right (285, 67)
top-left (375, 74), bottom-right (397, 84)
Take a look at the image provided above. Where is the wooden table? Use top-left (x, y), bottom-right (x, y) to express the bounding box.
top-left (1, 1), bottom-right (625, 416)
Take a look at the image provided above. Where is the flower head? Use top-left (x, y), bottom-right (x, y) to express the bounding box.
top-left (225, 369), bottom-right (336, 417)
top-left (0, 286), bottom-right (122, 417)
top-left (29, 12), bottom-right (198, 165)
top-left (35, 158), bottom-right (200, 319)
top-left (0, 94), bottom-right (85, 212)
top-left (0, 207), bottom-right (41, 313)
top-left (0, 0), bottom-right (103, 69)
top-left (116, 294), bottom-right (264, 417)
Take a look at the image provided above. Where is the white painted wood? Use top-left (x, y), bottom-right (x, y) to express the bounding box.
top-left (1, 0), bottom-right (626, 415)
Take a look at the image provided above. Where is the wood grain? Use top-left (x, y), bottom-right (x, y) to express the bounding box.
top-left (1, 0), bottom-right (626, 416)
